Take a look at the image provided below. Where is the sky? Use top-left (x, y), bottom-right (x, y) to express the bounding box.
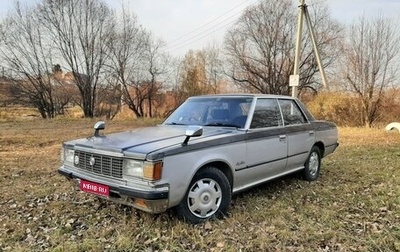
top-left (0, 0), bottom-right (399, 57)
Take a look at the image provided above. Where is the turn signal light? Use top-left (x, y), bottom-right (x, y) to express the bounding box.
top-left (143, 161), bottom-right (163, 180)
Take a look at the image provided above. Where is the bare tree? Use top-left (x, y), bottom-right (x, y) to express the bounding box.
top-left (202, 44), bottom-right (226, 94)
top-left (224, 0), bottom-right (342, 95)
top-left (167, 57), bottom-right (187, 116)
top-left (142, 37), bottom-right (170, 117)
top-left (105, 6), bottom-right (149, 118)
top-left (0, 3), bottom-right (58, 118)
top-left (51, 64), bottom-right (75, 115)
top-left (342, 15), bottom-right (400, 127)
top-left (94, 80), bottom-right (121, 120)
top-left (39, 0), bottom-right (114, 118)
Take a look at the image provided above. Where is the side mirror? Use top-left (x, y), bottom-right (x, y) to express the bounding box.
top-left (182, 126), bottom-right (203, 146)
top-left (94, 121), bottom-right (105, 137)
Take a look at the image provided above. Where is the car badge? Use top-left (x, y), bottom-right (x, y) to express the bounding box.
top-left (89, 156), bottom-right (96, 166)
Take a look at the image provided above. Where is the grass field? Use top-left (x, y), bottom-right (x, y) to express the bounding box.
top-left (0, 118), bottom-right (399, 251)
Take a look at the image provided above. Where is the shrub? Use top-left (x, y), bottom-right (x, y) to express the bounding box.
top-left (307, 90), bottom-right (400, 127)
top-left (306, 92), bottom-right (363, 126)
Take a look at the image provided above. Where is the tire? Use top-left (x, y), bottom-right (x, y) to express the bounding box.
top-left (303, 146), bottom-right (321, 181)
top-left (176, 167), bottom-right (231, 224)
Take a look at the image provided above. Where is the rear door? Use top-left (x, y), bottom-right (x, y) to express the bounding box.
top-left (278, 99), bottom-right (315, 171)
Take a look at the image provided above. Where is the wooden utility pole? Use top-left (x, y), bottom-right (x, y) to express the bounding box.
top-left (291, 0), bottom-right (328, 97)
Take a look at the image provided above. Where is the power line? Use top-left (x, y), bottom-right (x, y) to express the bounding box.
top-left (165, 8), bottom-right (246, 51)
top-left (165, 0), bottom-right (259, 52)
top-left (166, 0), bottom-right (253, 45)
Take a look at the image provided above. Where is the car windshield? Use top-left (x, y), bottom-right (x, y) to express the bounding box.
top-left (164, 97), bottom-right (253, 128)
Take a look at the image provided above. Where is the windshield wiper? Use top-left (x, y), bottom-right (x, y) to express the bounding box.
top-left (165, 122), bottom-right (187, 125)
top-left (204, 122), bottom-right (240, 128)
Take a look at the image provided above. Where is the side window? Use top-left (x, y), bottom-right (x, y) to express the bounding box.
top-left (278, 99), bottom-right (307, 125)
top-left (250, 99), bottom-right (282, 129)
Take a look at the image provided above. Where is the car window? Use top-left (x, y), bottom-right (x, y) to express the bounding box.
top-left (250, 98), bottom-right (282, 128)
top-left (278, 99), bottom-right (307, 125)
top-left (204, 99), bottom-right (251, 128)
top-left (164, 97), bottom-right (252, 128)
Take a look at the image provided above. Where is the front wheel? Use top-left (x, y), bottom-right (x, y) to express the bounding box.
top-left (303, 146), bottom-right (321, 181)
top-left (176, 167), bottom-right (231, 224)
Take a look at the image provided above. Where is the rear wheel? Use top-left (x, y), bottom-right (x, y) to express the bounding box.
top-left (303, 146), bottom-right (321, 181)
top-left (176, 167), bottom-right (231, 224)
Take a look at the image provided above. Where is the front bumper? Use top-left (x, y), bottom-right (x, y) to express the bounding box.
top-left (58, 167), bottom-right (169, 213)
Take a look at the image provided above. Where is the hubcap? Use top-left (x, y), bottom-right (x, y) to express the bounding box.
top-left (308, 151), bottom-right (319, 176)
top-left (187, 178), bottom-right (222, 218)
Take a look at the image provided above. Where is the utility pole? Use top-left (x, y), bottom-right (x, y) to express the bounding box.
top-left (291, 0), bottom-right (328, 98)
top-left (291, 0), bottom-right (305, 98)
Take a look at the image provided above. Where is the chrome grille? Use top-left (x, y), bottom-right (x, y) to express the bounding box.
top-left (75, 150), bottom-right (123, 178)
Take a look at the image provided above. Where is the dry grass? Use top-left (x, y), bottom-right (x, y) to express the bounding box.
top-left (0, 119), bottom-right (399, 251)
top-left (0, 107), bottom-right (40, 122)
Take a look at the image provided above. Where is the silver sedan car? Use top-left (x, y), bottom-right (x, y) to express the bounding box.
top-left (59, 94), bottom-right (339, 223)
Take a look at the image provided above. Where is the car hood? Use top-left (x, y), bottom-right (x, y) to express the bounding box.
top-left (66, 125), bottom-right (241, 160)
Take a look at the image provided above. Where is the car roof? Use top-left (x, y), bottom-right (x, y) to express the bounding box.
top-left (188, 93), bottom-right (295, 100)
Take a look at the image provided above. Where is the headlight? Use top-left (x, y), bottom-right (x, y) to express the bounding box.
top-left (124, 159), bottom-right (163, 180)
top-left (124, 160), bottom-right (144, 177)
top-left (63, 147), bottom-right (75, 164)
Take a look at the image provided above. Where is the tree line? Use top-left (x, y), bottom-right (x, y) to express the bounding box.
top-left (0, 0), bottom-right (399, 127)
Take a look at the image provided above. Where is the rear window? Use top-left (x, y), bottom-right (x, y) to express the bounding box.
top-left (278, 99), bottom-right (307, 125)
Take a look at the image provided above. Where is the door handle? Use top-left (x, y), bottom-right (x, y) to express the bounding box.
top-left (279, 135), bottom-right (286, 141)
top-left (309, 131), bottom-right (315, 136)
